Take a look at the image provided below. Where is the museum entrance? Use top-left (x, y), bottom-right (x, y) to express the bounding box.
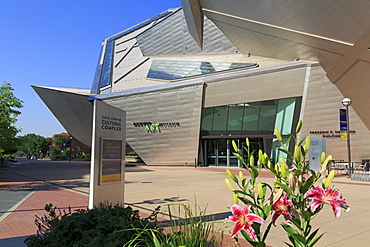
top-left (203, 137), bottom-right (264, 167)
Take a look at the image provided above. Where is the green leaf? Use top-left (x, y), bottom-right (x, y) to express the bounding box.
top-left (306, 228), bottom-right (319, 244)
top-left (250, 167), bottom-right (259, 180)
top-left (233, 152), bottom-right (247, 165)
top-left (301, 210), bottom-right (312, 221)
top-left (308, 233), bottom-right (325, 247)
top-left (282, 223), bottom-right (298, 235)
top-left (277, 148), bottom-right (292, 157)
top-left (240, 229), bottom-right (257, 244)
top-left (275, 182), bottom-right (293, 195)
top-left (151, 231), bottom-right (161, 247)
top-left (262, 221), bottom-right (273, 241)
top-left (292, 234), bottom-right (306, 245)
top-left (300, 175), bottom-right (315, 194)
top-left (284, 242), bottom-right (294, 247)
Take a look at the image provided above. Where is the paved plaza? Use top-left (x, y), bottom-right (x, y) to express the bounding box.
top-left (0, 160), bottom-right (369, 246)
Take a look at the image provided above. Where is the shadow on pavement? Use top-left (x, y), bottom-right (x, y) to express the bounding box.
top-left (0, 235), bottom-right (28, 247)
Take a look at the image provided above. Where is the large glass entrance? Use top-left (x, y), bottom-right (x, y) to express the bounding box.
top-left (204, 138), bottom-right (264, 167)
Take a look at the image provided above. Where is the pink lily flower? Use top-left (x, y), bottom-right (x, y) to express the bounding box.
top-left (225, 204), bottom-right (265, 240)
top-left (272, 193), bottom-right (294, 226)
top-left (306, 186), bottom-right (350, 217)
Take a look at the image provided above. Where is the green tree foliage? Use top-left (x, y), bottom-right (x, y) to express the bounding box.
top-left (17, 134), bottom-right (50, 159)
top-left (50, 134), bottom-right (70, 158)
top-left (0, 82), bottom-right (23, 162)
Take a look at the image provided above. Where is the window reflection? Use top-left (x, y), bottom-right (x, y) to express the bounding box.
top-left (200, 97), bottom-right (298, 137)
top-left (147, 60), bottom-right (258, 80)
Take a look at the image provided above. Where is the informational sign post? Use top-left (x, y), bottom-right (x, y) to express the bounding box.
top-left (340, 108), bottom-right (348, 140)
top-left (309, 137), bottom-right (326, 174)
top-left (89, 100), bottom-right (126, 209)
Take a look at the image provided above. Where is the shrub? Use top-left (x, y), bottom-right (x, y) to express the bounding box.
top-left (24, 204), bottom-right (160, 247)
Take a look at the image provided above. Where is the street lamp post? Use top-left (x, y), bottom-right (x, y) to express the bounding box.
top-left (342, 98), bottom-right (352, 177)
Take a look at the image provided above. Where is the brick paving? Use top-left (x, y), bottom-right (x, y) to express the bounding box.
top-left (0, 171), bottom-right (88, 241)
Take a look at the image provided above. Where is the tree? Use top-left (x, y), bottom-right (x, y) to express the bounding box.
top-left (17, 134), bottom-right (49, 159)
top-left (0, 82), bottom-right (23, 164)
top-left (50, 134), bottom-right (70, 158)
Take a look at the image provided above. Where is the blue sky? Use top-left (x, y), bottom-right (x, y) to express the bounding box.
top-left (0, 0), bottom-right (180, 137)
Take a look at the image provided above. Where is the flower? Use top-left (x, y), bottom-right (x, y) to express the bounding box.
top-left (306, 186), bottom-right (350, 217)
top-left (225, 204), bottom-right (265, 240)
top-left (272, 193), bottom-right (294, 226)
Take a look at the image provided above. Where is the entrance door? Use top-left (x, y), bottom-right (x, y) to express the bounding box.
top-left (241, 138), bottom-right (263, 166)
top-left (204, 139), bottom-right (240, 167)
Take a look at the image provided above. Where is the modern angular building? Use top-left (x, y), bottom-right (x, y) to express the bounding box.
top-left (33, 0), bottom-right (370, 167)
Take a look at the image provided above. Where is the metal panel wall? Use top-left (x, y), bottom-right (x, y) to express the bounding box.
top-left (103, 85), bottom-right (203, 166)
top-left (136, 9), bottom-right (238, 56)
top-left (300, 65), bottom-right (370, 162)
top-left (32, 86), bottom-right (93, 149)
top-left (203, 62), bottom-right (308, 108)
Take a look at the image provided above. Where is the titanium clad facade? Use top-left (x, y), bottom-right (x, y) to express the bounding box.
top-left (101, 84), bottom-right (203, 166)
top-left (34, 2), bottom-right (370, 166)
top-left (300, 65), bottom-right (370, 162)
top-left (32, 86), bottom-right (93, 152)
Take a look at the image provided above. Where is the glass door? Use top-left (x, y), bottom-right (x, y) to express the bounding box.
top-left (217, 139), bottom-right (227, 166)
top-left (204, 139), bottom-right (240, 167)
top-left (241, 138), bottom-right (263, 166)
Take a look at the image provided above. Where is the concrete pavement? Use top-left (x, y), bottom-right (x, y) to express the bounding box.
top-left (1, 160), bottom-right (370, 246)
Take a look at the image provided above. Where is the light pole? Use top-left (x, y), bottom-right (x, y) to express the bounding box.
top-left (342, 98), bottom-right (352, 177)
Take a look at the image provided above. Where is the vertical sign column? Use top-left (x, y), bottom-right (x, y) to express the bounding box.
top-left (340, 109), bottom-right (348, 140)
top-left (89, 99), bottom-right (126, 209)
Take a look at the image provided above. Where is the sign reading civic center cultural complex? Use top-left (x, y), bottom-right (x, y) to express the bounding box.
top-left (89, 99), bottom-right (126, 209)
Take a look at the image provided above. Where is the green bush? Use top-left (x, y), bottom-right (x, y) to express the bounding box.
top-left (24, 205), bottom-right (160, 247)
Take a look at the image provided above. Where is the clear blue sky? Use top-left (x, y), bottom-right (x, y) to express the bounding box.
top-left (0, 0), bottom-right (180, 137)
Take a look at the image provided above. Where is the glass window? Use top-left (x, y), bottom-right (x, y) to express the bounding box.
top-left (212, 105), bottom-right (228, 135)
top-left (227, 104), bottom-right (244, 135)
top-left (275, 98), bottom-right (296, 135)
top-left (100, 41), bottom-right (114, 88)
top-left (258, 100), bottom-right (277, 135)
top-left (147, 60), bottom-right (258, 80)
top-left (270, 137), bottom-right (289, 164)
top-left (201, 108), bottom-right (214, 136)
top-left (242, 102), bottom-right (260, 135)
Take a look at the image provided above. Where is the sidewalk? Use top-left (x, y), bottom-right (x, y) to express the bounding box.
top-left (0, 169), bottom-right (88, 246)
top-left (1, 163), bottom-right (370, 246)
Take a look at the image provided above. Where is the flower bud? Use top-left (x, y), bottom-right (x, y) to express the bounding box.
top-left (226, 169), bottom-right (238, 183)
top-left (296, 120), bottom-right (302, 134)
top-left (274, 128), bottom-right (283, 142)
top-left (224, 178), bottom-right (235, 191)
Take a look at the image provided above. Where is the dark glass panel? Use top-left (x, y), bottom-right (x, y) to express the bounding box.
top-left (242, 102), bottom-right (261, 135)
top-left (218, 139), bottom-right (227, 166)
top-left (212, 105), bottom-right (228, 135)
top-left (227, 104), bottom-right (244, 135)
top-left (206, 140), bottom-right (216, 166)
top-left (258, 100), bottom-right (277, 134)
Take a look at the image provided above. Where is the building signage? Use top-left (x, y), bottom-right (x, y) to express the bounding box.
top-left (89, 100), bottom-right (126, 209)
top-left (101, 116), bottom-right (122, 131)
top-left (101, 139), bottom-right (122, 184)
top-left (309, 137), bottom-right (326, 174)
top-left (133, 122), bottom-right (181, 133)
top-left (309, 130), bottom-right (355, 138)
top-left (339, 108), bottom-right (348, 140)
